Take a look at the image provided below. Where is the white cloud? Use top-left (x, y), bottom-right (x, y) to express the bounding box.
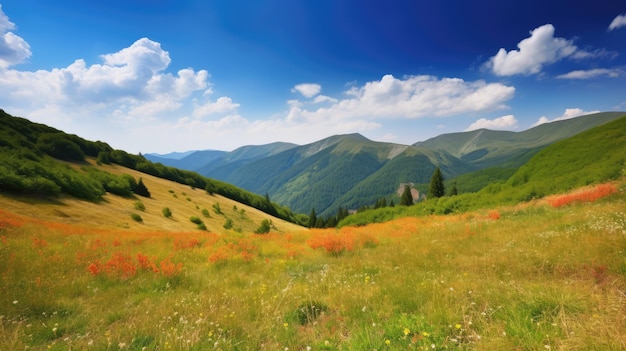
top-left (609, 13), bottom-right (626, 31)
top-left (312, 95), bottom-right (338, 104)
top-left (292, 83), bottom-right (321, 98)
top-left (0, 5), bottom-right (31, 68)
top-left (0, 37), bottom-right (214, 118)
top-left (557, 68), bottom-right (621, 79)
top-left (0, 6), bottom-right (518, 153)
top-left (465, 115), bottom-right (518, 131)
top-left (287, 74), bottom-right (515, 122)
top-left (192, 97), bottom-right (240, 118)
top-left (531, 108), bottom-right (601, 127)
top-left (486, 24), bottom-right (581, 76)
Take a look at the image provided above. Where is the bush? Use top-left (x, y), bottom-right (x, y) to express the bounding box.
top-left (201, 208), bottom-right (211, 218)
top-left (130, 213), bottom-right (143, 222)
top-left (254, 219), bottom-right (272, 234)
top-left (134, 201), bottom-right (145, 211)
top-left (37, 133), bottom-right (85, 162)
top-left (162, 207), bottom-right (172, 218)
top-left (189, 216), bottom-right (203, 225)
top-left (223, 218), bottom-right (233, 230)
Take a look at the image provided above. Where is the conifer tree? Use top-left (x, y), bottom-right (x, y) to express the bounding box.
top-left (400, 184), bottom-right (413, 206)
top-left (308, 208), bottom-right (317, 228)
top-left (133, 177), bottom-right (151, 198)
top-left (449, 182), bottom-right (458, 196)
top-left (428, 167), bottom-right (445, 199)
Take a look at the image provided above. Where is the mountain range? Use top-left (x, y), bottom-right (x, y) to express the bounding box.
top-left (146, 112), bottom-right (626, 217)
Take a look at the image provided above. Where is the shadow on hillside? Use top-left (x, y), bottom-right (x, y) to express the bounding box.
top-left (1, 191), bottom-right (68, 207)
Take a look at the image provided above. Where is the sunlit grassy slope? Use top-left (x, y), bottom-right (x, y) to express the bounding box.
top-left (1, 178), bottom-right (624, 350)
top-left (0, 159), bottom-right (304, 235)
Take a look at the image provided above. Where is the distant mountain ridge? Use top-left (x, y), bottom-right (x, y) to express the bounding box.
top-left (145, 112), bottom-right (626, 217)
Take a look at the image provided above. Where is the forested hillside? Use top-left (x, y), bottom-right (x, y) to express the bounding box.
top-left (339, 114), bottom-right (626, 227)
top-left (197, 112), bottom-right (625, 217)
top-left (0, 110), bottom-right (304, 225)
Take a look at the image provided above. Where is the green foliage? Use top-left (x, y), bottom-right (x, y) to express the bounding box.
top-left (189, 216), bottom-right (203, 225)
top-left (205, 181), bottom-right (217, 195)
top-left (400, 184), bottom-right (413, 206)
top-left (35, 133), bottom-right (86, 162)
top-left (162, 207), bottom-right (172, 218)
top-left (428, 167), bottom-right (445, 199)
top-left (133, 178), bottom-right (151, 198)
top-left (339, 116), bottom-right (626, 227)
top-left (130, 213), bottom-right (143, 222)
top-left (449, 182), bottom-right (458, 196)
top-left (223, 218), bottom-right (233, 230)
top-left (254, 219), bottom-right (272, 234)
top-left (308, 208), bottom-right (317, 228)
top-left (134, 201), bottom-right (145, 211)
top-left (201, 208), bottom-right (211, 218)
top-left (212, 203), bottom-right (222, 215)
top-left (97, 150), bottom-right (112, 164)
top-left (84, 168), bottom-right (133, 197)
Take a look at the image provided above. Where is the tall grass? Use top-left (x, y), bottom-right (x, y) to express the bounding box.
top-left (1, 180), bottom-right (625, 350)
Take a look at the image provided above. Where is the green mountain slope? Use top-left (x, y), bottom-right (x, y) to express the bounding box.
top-left (339, 114), bottom-right (626, 227)
top-left (507, 114), bottom-right (626, 194)
top-left (415, 112), bottom-right (626, 169)
top-left (195, 112), bottom-right (624, 217)
top-left (0, 110), bottom-right (304, 225)
top-left (145, 150), bottom-right (227, 171)
top-left (208, 134), bottom-right (409, 216)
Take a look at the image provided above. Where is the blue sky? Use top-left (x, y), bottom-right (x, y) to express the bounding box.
top-left (0, 1), bottom-right (625, 153)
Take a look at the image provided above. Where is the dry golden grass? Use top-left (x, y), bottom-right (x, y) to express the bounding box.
top-left (0, 159), bottom-right (304, 234)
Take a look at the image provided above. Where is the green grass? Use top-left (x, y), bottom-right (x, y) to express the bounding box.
top-left (1, 179), bottom-right (625, 350)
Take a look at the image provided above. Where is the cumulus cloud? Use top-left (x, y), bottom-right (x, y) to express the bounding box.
top-left (486, 24), bottom-right (582, 76)
top-left (292, 83), bottom-right (321, 98)
top-left (0, 37), bottom-right (213, 118)
top-left (312, 95), bottom-right (338, 104)
top-left (287, 74), bottom-right (515, 123)
top-left (609, 13), bottom-right (626, 31)
top-left (0, 4), bottom-right (31, 68)
top-left (532, 108), bottom-right (601, 127)
top-left (192, 96), bottom-right (240, 118)
top-left (557, 68), bottom-right (621, 79)
top-left (465, 115), bottom-right (518, 131)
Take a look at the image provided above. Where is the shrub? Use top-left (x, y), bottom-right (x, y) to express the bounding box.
top-left (162, 207), bottom-right (172, 218)
top-left (213, 203), bottom-right (222, 215)
top-left (130, 213), bottom-right (143, 222)
top-left (189, 216), bottom-right (202, 225)
top-left (37, 133), bottom-right (85, 162)
top-left (134, 201), bottom-right (145, 211)
top-left (223, 218), bottom-right (233, 230)
top-left (201, 208), bottom-right (211, 218)
top-left (254, 219), bottom-right (272, 234)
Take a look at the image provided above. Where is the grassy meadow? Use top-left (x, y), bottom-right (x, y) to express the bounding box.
top-left (1, 179), bottom-right (625, 350)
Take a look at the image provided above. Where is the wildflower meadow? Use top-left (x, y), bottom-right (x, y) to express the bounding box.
top-left (1, 181), bottom-right (625, 350)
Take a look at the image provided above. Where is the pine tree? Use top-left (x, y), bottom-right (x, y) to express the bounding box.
top-left (449, 182), bottom-right (458, 196)
top-left (133, 177), bottom-right (151, 198)
top-left (308, 208), bottom-right (317, 228)
top-left (428, 167), bottom-right (445, 199)
top-left (400, 184), bottom-right (413, 206)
